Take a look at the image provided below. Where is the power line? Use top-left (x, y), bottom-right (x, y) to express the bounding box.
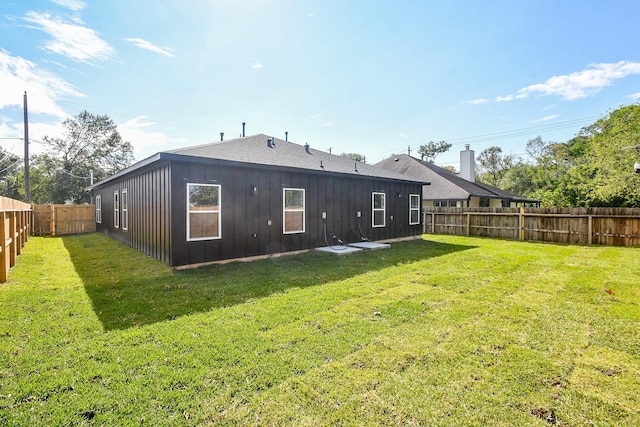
top-left (368, 115), bottom-right (598, 164)
top-left (57, 168), bottom-right (92, 180)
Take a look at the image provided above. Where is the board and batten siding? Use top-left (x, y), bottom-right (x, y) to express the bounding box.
top-left (169, 160), bottom-right (422, 267)
top-left (94, 162), bottom-right (172, 265)
top-left (93, 158), bottom-right (422, 267)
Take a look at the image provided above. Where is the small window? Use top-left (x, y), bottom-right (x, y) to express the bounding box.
top-left (409, 194), bottom-right (420, 225)
top-left (283, 188), bottom-right (305, 234)
top-left (122, 189), bottom-right (128, 231)
top-left (114, 191), bottom-right (120, 229)
top-left (372, 192), bottom-right (385, 228)
top-left (95, 195), bottom-right (102, 224)
top-left (187, 183), bottom-right (221, 241)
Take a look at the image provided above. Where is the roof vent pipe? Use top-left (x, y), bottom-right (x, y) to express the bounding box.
top-left (305, 143), bottom-right (311, 154)
top-left (285, 131), bottom-right (288, 142)
top-left (267, 138), bottom-right (272, 148)
top-left (220, 132), bottom-right (224, 141)
top-left (242, 122), bottom-right (246, 137)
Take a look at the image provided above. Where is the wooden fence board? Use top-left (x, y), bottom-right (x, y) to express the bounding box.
top-left (32, 204), bottom-right (96, 236)
top-left (424, 207), bottom-right (640, 247)
top-left (0, 197), bottom-right (32, 283)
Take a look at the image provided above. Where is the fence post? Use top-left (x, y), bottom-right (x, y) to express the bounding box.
top-left (9, 212), bottom-right (16, 269)
top-left (588, 215), bottom-right (593, 245)
top-left (431, 212), bottom-right (435, 234)
top-left (466, 213), bottom-right (471, 236)
top-left (0, 213), bottom-right (6, 283)
top-left (50, 205), bottom-right (56, 237)
top-left (519, 207), bottom-right (525, 241)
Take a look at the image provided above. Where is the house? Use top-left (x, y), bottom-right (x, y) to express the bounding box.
top-left (88, 133), bottom-right (426, 267)
top-left (375, 145), bottom-right (538, 208)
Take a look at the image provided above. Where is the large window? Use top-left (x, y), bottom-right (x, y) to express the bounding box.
top-left (95, 195), bottom-right (102, 224)
top-left (187, 183), bottom-right (221, 241)
top-left (122, 189), bottom-right (128, 231)
top-left (283, 188), bottom-right (305, 234)
top-left (409, 194), bottom-right (420, 225)
top-left (372, 192), bottom-right (385, 228)
top-left (114, 191), bottom-right (119, 229)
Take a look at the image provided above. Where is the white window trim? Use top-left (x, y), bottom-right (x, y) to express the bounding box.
top-left (187, 183), bottom-right (222, 241)
top-left (114, 191), bottom-right (120, 229)
top-left (122, 189), bottom-right (128, 231)
top-left (372, 192), bottom-right (386, 228)
top-left (283, 187), bottom-right (305, 234)
top-left (409, 194), bottom-right (420, 225)
top-left (95, 195), bottom-right (102, 224)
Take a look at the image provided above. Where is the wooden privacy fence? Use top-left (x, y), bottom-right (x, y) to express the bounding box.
top-left (32, 204), bottom-right (96, 237)
top-left (423, 207), bottom-right (640, 247)
top-left (0, 196), bottom-right (32, 283)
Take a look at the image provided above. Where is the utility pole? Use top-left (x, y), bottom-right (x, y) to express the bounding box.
top-left (23, 91), bottom-right (30, 203)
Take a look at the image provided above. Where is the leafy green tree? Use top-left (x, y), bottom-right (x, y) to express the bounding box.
top-left (30, 111), bottom-right (134, 204)
top-left (0, 147), bottom-right (22, 199)
top-left (418, 140), bottom-right (451, 163)
top-left (476, 146), bottom-right (515, 186)
top-left (339, 153), bottom-right (366, 163)
top-left (571, 104), bottom-right (640, 207)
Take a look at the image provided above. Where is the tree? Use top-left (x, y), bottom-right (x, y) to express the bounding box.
top-left (476, 146), bottom-right (515, 186)
top-left (0, 147), bottom-right (22, 199)
top-left (418, 140), bottom-right (451, 163)
top-left (31, 111), bottom-right (134, 204)
top-left (570, 104), bottom-right (640, 206)
top-left (340, 153), bottom-right (366, 163)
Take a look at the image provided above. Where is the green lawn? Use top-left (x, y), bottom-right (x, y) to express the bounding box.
top-left (0, 233), bottom-right (638, 426)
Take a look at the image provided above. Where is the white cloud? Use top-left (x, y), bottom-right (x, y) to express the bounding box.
top-left (0, 49), bottom-right (82, 119)
top-left (464, 98), bottom-right (490, 105)
top-left (118, 116), bottom-right (185, 161)
top-left (628, 92), bottom-right (640, 99)
top-left (251, 63), bottom-right (263, 69)
top-left (530, 114), bottom-right (559, 123)
top-left (499, 61), bottom-right (640, 102)
top-left (124, 38), bottom-right (175, 58)
top-left (23, 11), bottom-right (115, 63)
top-left (52, 0), bottom-right (87, 11)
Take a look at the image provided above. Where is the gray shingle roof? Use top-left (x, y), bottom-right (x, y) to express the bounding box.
top-left (165, 134), bottom-right (425, 183)
top-left (375, 154), bottom-right (536, 202)
top-left (91, 134), bottom-right (427, 189)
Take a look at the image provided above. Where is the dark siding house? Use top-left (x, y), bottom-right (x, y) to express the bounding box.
top-left (89, 134), bottom-right (426, 267)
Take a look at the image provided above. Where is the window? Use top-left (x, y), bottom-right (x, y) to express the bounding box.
top-left (95, 195), bottom-right (102, 224)
top-left (187, 183), bottom-right (221, 241)
top-left (372, 192), bottom-right (385, 228)
top-left (114, 191), bottom-right (120, 228)
top-left (283, 188), bottom-right (305, 234)
top-left (122, 189), bottom-right (128, 231)
top-left (409, 194), bottom-right (420, 225)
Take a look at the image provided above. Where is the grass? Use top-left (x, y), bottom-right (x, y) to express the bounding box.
top-left (0, 233), bottom-right (638, 426)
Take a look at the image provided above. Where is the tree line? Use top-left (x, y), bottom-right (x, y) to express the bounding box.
top-left (474, 104), bottom-right (640, 207)
top-left (1, 105), bottom-right (639, 207)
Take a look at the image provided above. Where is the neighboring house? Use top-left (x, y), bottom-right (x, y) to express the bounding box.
top-left (375, 145), bottom-right (538, 208)
top-left (89, 133), bottom-right (426, 267)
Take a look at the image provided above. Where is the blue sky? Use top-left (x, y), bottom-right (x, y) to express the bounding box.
top-left (1, 0), bottom-right (640, 169)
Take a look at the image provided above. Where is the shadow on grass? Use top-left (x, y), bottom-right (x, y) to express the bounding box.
top-left (62, 234), bottom-right (476, 331)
